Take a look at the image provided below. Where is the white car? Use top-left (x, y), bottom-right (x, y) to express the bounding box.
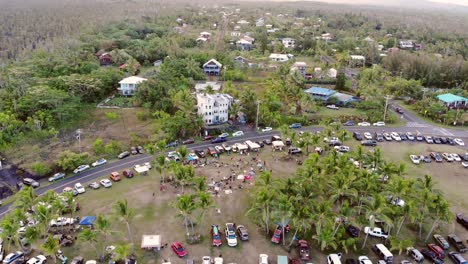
top-left (358, 122), bottom-right (371, 126)
top-left (202, 256), bottom-right (211, 264)
top-left (259, 254), bottom-right (268, 264)
top-left (373, 121), bottom-right (386, 126)
top-left (219, 132), bottom-right (229, 138)
top-left (261, 127), bottom-right (272, 132)
top-left (187, 153), bottom-right (198, 161)
top-left (74, 183), bottom-right (86, 194)
top-left (334, 146), bottom-right (350, 152)
top-left (26, 255), bottom-right (47, 264)
top-left (91, 158), bottom-right (107, 167)
top-left (88, 182), bottom-right (100, 189)
top-left (454, 138), bottom-right (465, 146)
top-left (100, 179), bottom-right (112, 188)
top-left (225, 223), bottom-right (238, 247)
top-left (390, 132), bottom-right (401, 141)
top-left (406, 132), bottom-right (415, 140)
top-left (326, 105), bottom-right (339, 110)
top-left (409, 155), bottom-right (420, 164)
top-left (73, 164), bottom-right (90, 174)
top-left (232, 131), bottom-right (244, 137)
top-left (358, 256), bottom-right (373, 264)
top-left (144, 162), bottom-right (152, 169)
top-left (442, 153), bottom-right (453, 162)
top-left (463, 161), bottom-right (468, 168)
top-left (363, 132), bottom-right (373, 140)
top-left (451, 153), bottom-right (462, 162)
top-left (327, 253), bottom-right (342, 264)
top-left (222, 143), bottom-right (231, 151)
top-left (214, 257), bottom-right (223, 264)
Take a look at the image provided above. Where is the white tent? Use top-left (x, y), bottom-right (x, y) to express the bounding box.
top-left (134, 165), bottom-right (149, 174)
top-left (236, 143), bottom-right (248, 151)
top-left (245, 140), bottom-right (260, 151)
top-left (141, 234), bottom-right (161, 250)
top-left (272, 140), bottom-right (285, 150)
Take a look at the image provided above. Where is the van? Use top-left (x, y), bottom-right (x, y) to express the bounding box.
top-left (372, 244), bottom-right (393, 264)
top-left (118, 151), bottom-right (130, 159)
top-left (406, 247), bottom-right (424, 263)
top-left (271, 135), bottom-right (282, 142)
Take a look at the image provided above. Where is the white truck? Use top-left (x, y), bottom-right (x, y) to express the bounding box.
top-left (49, 217), bottom-right (76, 227)
top-left (364, 227), bottom-right (388, 239)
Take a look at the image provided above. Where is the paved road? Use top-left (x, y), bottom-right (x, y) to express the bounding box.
top-left (0, 121), bottom-right (466, 219)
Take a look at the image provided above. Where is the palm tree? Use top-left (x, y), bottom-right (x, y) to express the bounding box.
top-left (174, 194), bottom-right (197, 235)
top-left (390, 237), bottom-right (413, 255)
top-left (287, 198), bottom-right (311, 247)
top-left (36, 203), bottom-right (56, 235)
top-left (361, 195), bottom-right (393, 248)
top-left (247, 187), bottom-right (274, 235)
top-left (113, 200), bottom-right (135, 254)
top-left (196, 191), bottom-right (214, 231)
top-left (424, 194), bottom-right (452, 242)
top-left (114, 243), bottom-right (131, 262)
top-left (95, 215), bottom-right (112, 258)
top-left (79, 228), bottom-right (99, 258)
top-left (271, 193), bottom-right (292, 246)
top-left (15, 186), bottom-right (36, 211)
top-left (178, 146), bottom-right (188, 161)
top-left (41, 235), bottom-right (60, 263)
top-left (313, 221), bottom-right (338, 251)
top-left (0, 217), bottom-right (22, 251)
top-left (193, 176), bottom-right (207, 193)
top-left (156, 154), bottom-right (167, 183)
top-left (173, 164), bottom-right (195, 193)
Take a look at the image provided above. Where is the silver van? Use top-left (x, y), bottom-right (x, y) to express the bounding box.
top-left (407, 247), bottom-right (424, 263)
top-left (372, 244), bottom-right (393, 264)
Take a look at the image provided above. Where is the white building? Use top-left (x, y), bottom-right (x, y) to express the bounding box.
top-left (118, 76), bottom-right (147, 96)
top-left (291, 62), bottom-right (307, 77)
top-left (269, 53), bottom-right (293, 62)
top-left (328, 68), bottom-right (337, 78)
top-left (399, 40), bottom-right (414, 49)
top-left (197, 93), bottom-right (234, 125)
top-left (282, 38), bottom-right (296, 48)
top-left (231, 31), bottom-right (241, 37)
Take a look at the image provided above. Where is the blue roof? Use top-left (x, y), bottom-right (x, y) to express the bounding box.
top-left (79, 216), bottom-right (96, 226)
top-left (304, 87), bottom-right (336, 96)
top-left (437, 93), bottom-right (467, 103)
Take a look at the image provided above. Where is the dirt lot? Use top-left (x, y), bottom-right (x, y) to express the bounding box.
top-left (65, 140), bottom-right (468, 264)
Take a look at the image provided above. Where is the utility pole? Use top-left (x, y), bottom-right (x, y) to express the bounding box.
top-left (383, 95), bottom-right (392, 122)
top-left (255, 100), bottom-right (260, 131)
top-left (76, 129), bottom-right (82, 153)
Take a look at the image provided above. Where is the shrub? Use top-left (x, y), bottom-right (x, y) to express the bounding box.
top-left (31, 162), bottom-right (51, 176)
top-left (105, 112), bottom-right (120, 120)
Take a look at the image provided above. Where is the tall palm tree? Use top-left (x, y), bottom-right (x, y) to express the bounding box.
top-left (271, 193), bottom-right (292, 246)
top-left (156, 154), bottom-right (167, 183)
top-left (113, 200), bottom-right (135, 254)
top-left (424, 194), bottom-right (452, 242)
top-left (287, 198), bottom-right (311, 247)
top-left (313, 221), bottom-right (338, 251)
top-left (0, 217), bottom-right (22, 251)
top-left (174, 194), bottom-right (197, 235)
top-left (197, 191), bottom-right (214, 231)
top-left (41, 235), bottom-right (60, 263)
top-left (79, 228), bottom-right (99, 258)
top-left (247, 187), bottom-right (275, 235)
top-left (15, 186), bottom-right (36, 212)
top-left (193, 176), bottom-right (207, 193)
top-left (178, 146), bottom-right (188, 161)
top-left (95, 215), bottom-right (112, 258)
top-left (173, 164), bottom-right (195, 193)
top-left (114, 243), bottom-right (131, 262)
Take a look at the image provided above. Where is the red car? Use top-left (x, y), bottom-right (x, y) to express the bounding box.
top-left (298, 240), bottom-right (310, 260)
top-left (211, 225), bottom-right (222, 247)
top-left (271, 226), bottom-right (282, 244)
top-left (427, 243), bottom-right (445, 259)
top-left (171, 241), bottom-right (187, 258)
top-left (203, 135), bottom-right (214, 141)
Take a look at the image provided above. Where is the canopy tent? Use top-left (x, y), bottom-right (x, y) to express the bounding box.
top-left (79, 216), bottom-right (96, 226)
top-left (134, 165), bottom-right (149, 174)
top-left (141, 234), bottom-right (161, 250)
top-left (272, 140), bottom-right (285, 150)
top-left (236, 143), bottom-right (248, 151)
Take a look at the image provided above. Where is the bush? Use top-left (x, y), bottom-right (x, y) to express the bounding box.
top-left (136, 111), bottom-right (149, 121)
top-left (104, 141), bottom-right (122, 155)
top-left (31, 162), bottom-right (51, 176)
top-left (105, 112), bottom-right (120, 120)
top-left (93, 138), bottom-right (105, 154)
top-left (55, 151), bottom-right (89, 171)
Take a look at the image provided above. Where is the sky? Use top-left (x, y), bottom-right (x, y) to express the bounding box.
top-left (270, 0), bottom-right (468, 7)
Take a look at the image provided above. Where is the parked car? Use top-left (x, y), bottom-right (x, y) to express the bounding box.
top-left (448, 252), bottom-right (468, 264)
top-left (263, 139), bottom-right (272, 145)
top-left (400, 133), bottom-right (408, 141)
top-left (343, 121), bottom-right (355, 126)
top-left (447, 138), bottom-right (456, 145)
top-left (289, 123), bottom-right (302, 129)
top-left (166, 141), bottom-right (178, 148)
top-left (202, 256), bottom-right (211, 264)
top-left (203, 135), bottom-right (214, 141)
top-left (237, 225), bottom-right (249, 241)
top-left (346, 225), bottom-right (359, 237)
top-left (73, 164), bottom-right (90, 174)
top-left (406, 247), bottom-right (424, 263)
top-left (353, 132), bottom-right (363, 141)
top-left (49, 172), bottom-right (66, 182)
top-left (123, 170), bottom-right (134, 178)
top-left (421, 249), bottom-right (444, 264)
top-left (3, 251), bottom-right (25, 264)
top-left (373, 121), bottom-right (386, 126)
top-left (327, 253), bottom-right (343, 264)
top-left (406, 132), bottom-right (415, 141)
top-left (326, 104), bottom-right (339, 110)
top-left (298, 240), bottom-right (310, 261)
top-left (225, 223), bottom-right (238, 247)
top-left (364, 227), bottom-right (388, 239)
top-left (433, 234), bottom-right (450, 250)
top-left (136, 146), bottom-right (144, 154)
top-left (211, 137), bottom-right (227, 144)
top-left (450, 153), bottom-right (462, 162)
top-left (207, 147), bottom-right (218, 156)
top-left (271, 225), bottom-right (282, 244)
top-left (26, 255), bottom-right (47, 264)
top-left (358, 256), bottom-right (372, 264)
top-left (383, 133), bottom-right (392, 141)
top-left (88, 182), bottom-right (100, 190)
top-left (211, 225), bottom-right (222, 247)
top-left (219, 132), bottom-right (229, 138)
top-left (195, 149), bottom-right (206, 158)
top-left (430, 152), bottom-right (443, 162)
top-left (100, 179), bottom-right (112, 188)
top-left (110, 172), bottom-right (121, 182)
top-left (448, 234), bottom-right (467, 253)
top-left (363, 132), bottom-right (373, 140)
top-left (23, 178), bottom-right (40, 188)
top-left (335, 146), bottom-right (350, 153)
top-left (259, 254), bottom-right (268, 264)
top-left (361, 140), bottom-right (377, 147)
top-left (456, 213), bottom-right (468, 229)
top-left (221, 143), bottom-right (231, 152)
top-left (416, 134), bottom-right (424, 141)
top-left (463, 161), bottom-right (468, 168)
top-left (74, 183), bottom-right (85, 194)
top-left (118, 151), bottom-right (130, 159)
top-left (434, 137), bottom-right (442, 144)
top-left (427, 243), bottom-right (445, 259)
top-left (92, 158), bottom-right (107, 167)
top-left (375, 133), bottom-right (384, 142)
top-left (232, 131), bottom-right (244, 137)
top-left (70, 256), bottom-right (84, 264)
top-left (214, 145), bottom-right (224, 154)
top-left (420, 155), bottom-right (432, 163)
top-left (442, 153), bottom-right (454, 162)
top-left (425, 136), bottom-right (434, 144)
top-left (171, 242), bottom-right (187, 258)
top-left (182, 139), bottom-right (195, 145)
top-left (391, 132), bottom-right (402, 141)
top-left (454, 138), bottom-right (464, 146)
top-left (130, 146), bottom-right (138, 154)
top-left (410, 155), bottom-right (420, 164)
top-left (261, 127), bottom-right (273, 132)
top-left (358, 122), bottom-right (371, 126)
top-left (288, 147), bottom-right (302, 155)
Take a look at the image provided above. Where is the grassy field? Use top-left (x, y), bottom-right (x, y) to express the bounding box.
top-left (60, 138), bottom-right (468, 264)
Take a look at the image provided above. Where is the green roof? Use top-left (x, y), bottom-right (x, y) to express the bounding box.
top-left (437, 93), bottom-right (467, 103)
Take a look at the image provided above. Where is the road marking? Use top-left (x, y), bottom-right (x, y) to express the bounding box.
top-left (406, 122), bottom-right (427, 128)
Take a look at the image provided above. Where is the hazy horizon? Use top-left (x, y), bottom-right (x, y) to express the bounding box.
top-left (265, 0), bottom-right (468, 7)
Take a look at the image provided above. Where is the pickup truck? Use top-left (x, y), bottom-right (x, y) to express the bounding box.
top-left (50, 217), bottom-right (76, 227)
top-left (364, 227), bottom-right (389, 239)
top-left (448, 234), bottom-right (467, 253)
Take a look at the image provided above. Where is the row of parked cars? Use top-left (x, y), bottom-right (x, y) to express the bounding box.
top-left (410, 152), bottom-right (468, 167)
top-left (353, 131), bottom-right (465, 146)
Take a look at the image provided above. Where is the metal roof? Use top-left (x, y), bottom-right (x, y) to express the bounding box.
top-left (437, 93), bottom-right (467, 103)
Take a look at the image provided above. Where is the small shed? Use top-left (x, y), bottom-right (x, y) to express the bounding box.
top-left (141, 234), bottom-right (161, 250)
top-left (272, 141), bottom-right (285, 150)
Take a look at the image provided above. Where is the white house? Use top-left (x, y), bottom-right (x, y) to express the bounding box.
top-left (231, 31), bottom-right (241, 37)
top-left (328, 68), bottom-right (337, 78)
top-left (291, 62), bottom-right (307, 77)
top-left (237, 20), bottom-right (250, 25)
top-left (269, 53), bottom-right (293, 62)
top-left (399, 40), bottom-right (414, 49)
top-left (282, 38), bottom-right (296, 48)
top-left (118, 76), bottom-right (147, 96)
top-left (197, 93), bottom-right (234, 125)
top-left (199, 32), bottom-right (211, 39)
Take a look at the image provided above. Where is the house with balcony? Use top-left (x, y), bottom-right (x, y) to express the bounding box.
top-left (290, 62), bottom-right (307, 77)
top-left (203, 59), bottom-right (222, 76)
top-left (282, 38), bottom-right (296, 48)
top-left (118, 76), bottom-right (147, 96)
top-left (197, 93), bottom-right (234, 125)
